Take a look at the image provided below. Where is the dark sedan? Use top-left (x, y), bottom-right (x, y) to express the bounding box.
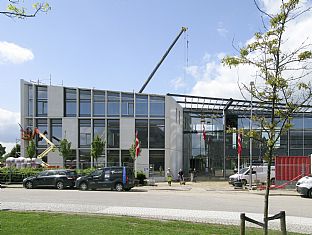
top-left (23, 169), bottom-right (77, 190)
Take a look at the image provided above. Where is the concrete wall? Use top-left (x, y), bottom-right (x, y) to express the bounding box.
top-left (48, 85), bottom-right (63, 117)
top-left (120, 118), bottom-right (135, 149)
top-left (165, 96), bottom-right (183, 179)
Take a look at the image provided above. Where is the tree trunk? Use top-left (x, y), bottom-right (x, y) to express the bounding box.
top-left (263, 146), bottom-right (273, 234)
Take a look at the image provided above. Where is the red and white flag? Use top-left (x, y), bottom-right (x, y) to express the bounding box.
top-left (237, 133), bottom-right (242, 156)
top-left (135, 131), bottom-right (140, 158)
top-left (203, 124), bottom-right (207, 141)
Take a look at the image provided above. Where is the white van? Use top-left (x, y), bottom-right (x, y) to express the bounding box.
top-left (229, 165), bottom-right (275, 186)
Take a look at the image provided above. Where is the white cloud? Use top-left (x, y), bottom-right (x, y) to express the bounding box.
top-left (170, 77), bottom-right (187, 90)
top-left (188, 0), bottom-right (312, 100)
top-left (0, 108), bottom-right (20, 144)
top-left (216, 22), bottom-right (228, 37)
top-left (0, 41), bottom-right (34, 64)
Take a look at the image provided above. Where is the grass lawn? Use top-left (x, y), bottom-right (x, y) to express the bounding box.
top-left (0, 211), bottom-right (303, 235)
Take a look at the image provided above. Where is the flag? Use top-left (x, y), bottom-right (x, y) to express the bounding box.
top-left (237, 133), bottom-right (242, 155)
top-left (135, 131), bottom-right (140, 158)
top-left (203, 124), bottom-right (206, 141)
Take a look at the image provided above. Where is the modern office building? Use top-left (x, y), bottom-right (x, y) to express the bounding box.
top-left (20, 79), bottom-right (312, 179)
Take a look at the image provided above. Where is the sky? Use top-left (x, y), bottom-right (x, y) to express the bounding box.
top-left (0, 0), bottom-right (311, 153)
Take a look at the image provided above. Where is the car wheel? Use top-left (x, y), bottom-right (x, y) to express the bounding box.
top-left (115, 183), bottom-right (123, 192)
top-left (25, 181), bottom-right (33, 189)
top-left (308, 189), bottom-right (312, 198)
top-left (56, 181), bottom-right (64, 190)
top-left (79, 182), bottom-right (88, 191)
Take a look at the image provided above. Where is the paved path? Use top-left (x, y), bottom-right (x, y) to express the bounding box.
top-left (1, 181), bottom-right (310, 234)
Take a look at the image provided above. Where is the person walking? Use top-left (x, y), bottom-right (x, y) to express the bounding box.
top-left (178, 169), bottom-right (184, 185)
top-left (166, 168), bottom-right (172, 186)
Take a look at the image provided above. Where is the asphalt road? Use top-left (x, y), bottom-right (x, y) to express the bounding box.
top-left (0, 186), bottom-right (311, 234)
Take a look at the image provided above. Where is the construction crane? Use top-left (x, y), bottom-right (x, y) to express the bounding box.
top-left (139, 27), bottom-right (188, 93)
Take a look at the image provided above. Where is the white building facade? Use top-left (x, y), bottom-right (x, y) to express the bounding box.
top-left (20, 80), bottom-right (183, 179)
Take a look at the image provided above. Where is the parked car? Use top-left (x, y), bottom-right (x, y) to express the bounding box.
top-left (23, 169), bottom-right (78, 190)
top-left (75, 166), bottom-right (135, 191)
top-left (296, 175), bottom-right (312, 198)
top-left (229, 165), bottom-right (275, 186)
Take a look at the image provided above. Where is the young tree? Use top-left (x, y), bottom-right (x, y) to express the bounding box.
top-left (223, 1), bottom-right (312, 233)
top-left (0, 1), bottom-right (50, 18)
top-left (91, 135), bottom-right (105, 167)
top-left (59, 139), bottom-right (72, 168)
top-left (26, 140), bottom-right (36, 159)
top-left (0, 144), bottom-right (6, 157)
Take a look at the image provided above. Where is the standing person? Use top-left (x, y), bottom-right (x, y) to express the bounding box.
top-left (166, 168), bottom-right (172, 186)
top-left (192, 168), bottom-right (197, 182)
top-left (178, 169), bottom-right (184, 184)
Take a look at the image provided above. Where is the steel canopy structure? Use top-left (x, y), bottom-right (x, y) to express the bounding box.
top-left (167, 93), bottom-right (312, 118)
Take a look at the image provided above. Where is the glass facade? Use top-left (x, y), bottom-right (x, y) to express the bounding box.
top-left (93, 90), bottom-right (105, 116)
top-left (135, 94), bottom-right (148, 117)
top-left (65, 88), bottom-right (77, 117)
top-left (149, 150), bottom-right (165, 177)
top-left (79, 90), bottom-right (91, 117)
top-left (135, 119), bottom-right (148, 148)
top-left (121, 93), bottom-right (134, 117)
top-left (36, 86), bottom-right (48, 117)
top-left (107, 150), bottom-right (119, 166)
top-left (149, 119), bottom-right (165, 148)
top-left (150, 96), bottom-right (165, 117)
top-left (79, 119), bottom-right (91, 147)
top-left (36, 119), bottom-right (48, 147)
top-left (93, 119), bottom-right (105, 140)
top-left (107, 92), bottom-right (120, 117)
top-left (107, 119), bottom-right (120, 148)
top-left (51, 119), bottom-right (62, 145)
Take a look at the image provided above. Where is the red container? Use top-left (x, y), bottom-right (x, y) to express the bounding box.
top-left (275, 156), bottom-right (311, 181)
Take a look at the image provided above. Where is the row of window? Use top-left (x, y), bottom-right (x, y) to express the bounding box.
top-left (79, 119), bottom-right (165, 148)
top-left (28, 118), bottom-right (165, 149)
top-left (26, 86), bottom-right (165, 118)
top-left (60, 149), bottom-right (165, 172)
top-left (66, 89), bottom-right (165, 118)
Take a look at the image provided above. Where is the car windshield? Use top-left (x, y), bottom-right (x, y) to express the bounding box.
top-left (238, 168), bottom-right (249, 174)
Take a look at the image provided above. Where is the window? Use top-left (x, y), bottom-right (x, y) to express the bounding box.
top-left (149, 119), bottom-right (165, 148)
top-left (107, 92), bottom-right (120, 117)
top-left (150, 96), bottom-right (165, 117)
top-left (121, 150), bottom-right (133, 167)
top-left (135, 94), bottom-right (148, 117)
top-left (93, 91), bottom-right (105, 116)
top-left (107, 119), bottom-right (120, 148)
top-left (79, 119), bottom-right (91, 147)
top-left (79, 90), bottom-right (91, 117)
top-left (107, 150), bottom-right (120, 166)
top-left (65, 88), bottom-right (77, 117)
top-left (135, 119), bottom-right (148, 148)
top-left (93, 119), bottom-right (105, 140)
top-left (121, 93), bottom-right (134, 117)
top-left (27, 85), bottom-right (33, 116)
top-left (51, 119), bottom-right (62, 145)
top-left (36, 119), bottom-right (48, 147)
top-left (64, 150), bottom-right (76, 169)
top-left (79, 150), bottom-right (91, 169)
top-left (149, 150), bottom-right (165, 177)
top-left (36, 86), bottom-right (48, 117)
